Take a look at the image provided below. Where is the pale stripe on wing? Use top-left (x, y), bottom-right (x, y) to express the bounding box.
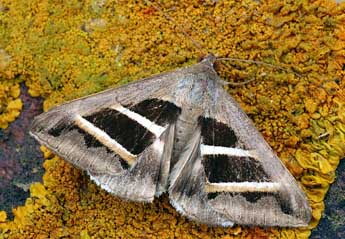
top-left (200, 144), bottom-right (256, 159)
top-left (74, 114), bottom-right (136, 166)
top-left (111, 104), bottom-right (165, 137)
top-left (205, 181), bottom-right (280, 193)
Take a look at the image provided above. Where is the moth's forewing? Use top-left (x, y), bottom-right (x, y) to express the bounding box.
top-left (30, 70), bottom-right (182, 201)
top-left (167, 60), bottom-right (311, 227)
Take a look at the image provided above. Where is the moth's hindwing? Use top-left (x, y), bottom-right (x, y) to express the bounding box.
top-left (30, 55), bottom-right (311, 227)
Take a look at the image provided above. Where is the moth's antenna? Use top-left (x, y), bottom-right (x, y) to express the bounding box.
top-left (143, 0), bottom-right (206, 55)
top-left (217, 77), bottom-right (256, 87)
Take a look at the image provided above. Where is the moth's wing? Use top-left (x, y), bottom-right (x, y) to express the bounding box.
top-left (168, 86), bottom-right (311, 227)
top-left (89, 123), bottom-right (176, 201)
top-left (202, 89), bottom-right (311, 227)
top-left (168, 129), bottom-right (235, 227)
top-left (30, 71), bottom-right (181, 202)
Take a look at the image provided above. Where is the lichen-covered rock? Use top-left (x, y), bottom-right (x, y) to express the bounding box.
top-left (0, 0), bottom-right (345, 238)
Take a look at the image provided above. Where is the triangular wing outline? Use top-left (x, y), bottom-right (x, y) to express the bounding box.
top-left (168, 74), bottom-right (312, 227)
top-left (30, 54), bottom-right (312, 227)
top-left (30, 70), bottom-right (184, 202)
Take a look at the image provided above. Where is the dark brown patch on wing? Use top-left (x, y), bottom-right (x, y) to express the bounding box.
top-left (130, 99), bottom-right (181, 125)
top-left (239, 192), bottom-right (271, 203)
top-left (48, 118), bottom-right (73, 137)
top-left (199, 117), bottom-right (289, 211)
top-left (203, 155), bottom-right (271, 183)
top-left (84, 108), bottom-right (155, 155)
top-left (208, 191), bottom-right (293, 215)
top-left (199, 117), bottom-right (270, 183)
top-left (47, 99), bottom-right (181, 169)
top-left (199, 117), bottom-right (237, 147)
top-left (49, 120), bottom-right (131, 169)
top-left (235, 192), bottom-right (293, 215)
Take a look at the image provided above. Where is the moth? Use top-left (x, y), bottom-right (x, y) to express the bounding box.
top-left (30, 54), bottom-right (311, 227)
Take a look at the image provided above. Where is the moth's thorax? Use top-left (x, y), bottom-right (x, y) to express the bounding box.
top-left (174, 72), bottom-right (219, 109)
top-left (170, 65), bottom-right (221, 166)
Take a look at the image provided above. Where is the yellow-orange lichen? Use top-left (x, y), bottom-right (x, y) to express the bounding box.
top-left (0, 81), bottom-right (22, 129)
top-left (0, 0), bottom-right (345, 238)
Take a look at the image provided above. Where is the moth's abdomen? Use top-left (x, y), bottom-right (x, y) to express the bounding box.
top-left (171, 108), bottom-right (200, 166)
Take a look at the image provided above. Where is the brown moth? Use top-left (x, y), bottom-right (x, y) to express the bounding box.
top-left (30, 54), bottom-right (311, 227)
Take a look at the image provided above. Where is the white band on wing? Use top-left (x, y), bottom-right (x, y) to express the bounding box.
top-left (110, 104), bottom-right (166, 137)
top-left (205, 182), bottom-right (280, 193)
top-left (200, 144), bottom-right (256, 159)
top-left (74, 114), bottom-right (136, 165)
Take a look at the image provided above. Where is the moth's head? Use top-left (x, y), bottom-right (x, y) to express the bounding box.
top-left (198, 53), bottom-right (217, 65)
top-left (197, 54), bottom-right (231, 87)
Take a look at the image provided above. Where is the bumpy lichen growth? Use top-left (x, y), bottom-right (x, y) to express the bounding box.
top-left (0, 0), bottom-right (345, 238)
top-left (0, 81), bottom-right (22, 129)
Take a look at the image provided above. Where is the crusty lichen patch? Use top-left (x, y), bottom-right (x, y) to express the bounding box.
top-left (0, 81), bottom-right (22, 129)
top-left (0, 0), bottom-right (345, 238)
